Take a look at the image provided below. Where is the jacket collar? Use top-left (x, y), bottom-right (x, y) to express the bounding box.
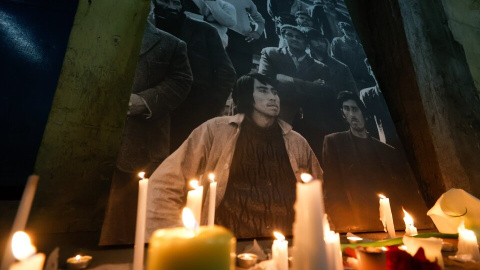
top-left (140, 13), bottom-right (179, 55)
top-left (228, 114), bottom-right (293, 135)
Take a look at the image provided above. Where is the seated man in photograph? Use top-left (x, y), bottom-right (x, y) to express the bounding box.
top-left (146, 73), bottom-right (322, 239)
top-left (322, 91), bottom-right (430, 232)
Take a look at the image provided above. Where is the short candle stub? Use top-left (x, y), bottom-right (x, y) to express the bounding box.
top-left (66, 255), bottom-right (92, 269)
top-left (237, 253), bottom-right (258, 268)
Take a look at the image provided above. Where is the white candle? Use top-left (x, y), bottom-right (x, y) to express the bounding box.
top-left (403, 208), bottom-right (418, 236)
top-left (403, 236), bottom-right (444, 269)
top-left (292, 173), bottom-right (329, 270)
top-left (1, 175), bottom-right (40, 270)
top-left (456, 221), bottom-right (480, 262)
top-left (379, 194), bottom-right (396, 238)
top-left (133, 172), bottom-right (148, 270)
top-left (186, 180), bottom-right (203, 224)
top-left (324, 215), bottom-right (343, 270)
top-left (207, 173), bottom-right (217, 227)
top-left (9, 231), bottom-right (45, 270)
top-left (272, 232), bottom-right (288, 270)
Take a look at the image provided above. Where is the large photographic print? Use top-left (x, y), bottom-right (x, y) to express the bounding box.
top-left (100, 0), bottom-right (431, 245)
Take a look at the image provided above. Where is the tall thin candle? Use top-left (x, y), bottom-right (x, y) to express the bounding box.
top-left (133, 172), bottom-right (148, 270)
top-left (379, 194), bottom-right (396, 238)
top-left (272, 232), bottom-right (288, 270)
top-left (186, 180), bottom-right (203, 224)
top-left (207, 173), bottom-right (217, 227)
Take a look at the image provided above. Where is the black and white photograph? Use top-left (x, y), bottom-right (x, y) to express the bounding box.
top-left (99, 0), bottom-right (431, 245)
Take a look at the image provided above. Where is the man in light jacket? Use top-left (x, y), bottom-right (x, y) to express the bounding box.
top-left (146, 73), bottom-right (322, 239)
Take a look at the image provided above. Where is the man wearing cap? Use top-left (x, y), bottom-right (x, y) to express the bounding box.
top-left (310, 0), bottom-right (350, 42)
top-left (331, 22), bottom-right (375, 89)
top-left (146, 73), bottom-right (322, 239)
top-left (295, 11), bottom-right (315, 28)
top-left (258, 24), bottom-right (331, 125)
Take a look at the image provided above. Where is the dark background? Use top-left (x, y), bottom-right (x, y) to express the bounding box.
top-left (0, 0), bottom-right (78, 198)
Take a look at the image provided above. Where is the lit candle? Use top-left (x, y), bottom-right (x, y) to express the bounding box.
top-left (207, 173), bottom-right (217, 227)
top-left (9, 231), bottom-right (45, 270)
top-left (346, 232), bottom-right (363, 243)
top-left (237, 253), bottom-right (258, 268)
top-left (403, 208), bottom-right (418, 236)
top-left (66, 254), bottom-right (93, 269)
top-left (379, 194), bottom-right (396, 238)
top-left (133, 172), bottom-right (148, 270)
top-left (272, 232), bottom-right (288, 270)
top-left (403, 236), bottom-right (444, 269)
top-left (324, 215), bottom-right (343, 270)
top-left (1, 175), bottom-right (39, 270)
top-left (147, 207), bottom-right (236, 270)
top-left (292, 173), bottom-right (329, 270)
top-left (456, 221), bottom-right (480, 262)
top-left (186, 180), bottom-right (203, 224)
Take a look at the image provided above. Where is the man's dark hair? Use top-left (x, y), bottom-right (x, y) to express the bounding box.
top-left (232, 73), bottom-right (278, 114)
top-left (337, 91), bottom-right (368, 115)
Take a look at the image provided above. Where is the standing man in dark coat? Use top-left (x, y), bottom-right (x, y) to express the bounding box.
top-left (258, 24), bottom-right (330, 125)
top-left (151, 0), bottom-right (237, 153)
top-left (100, 11), bottom-right (193, 245)
top-left (306, 28), bottom-right (357, 95)
top-left (331, 22), bottom-right (375, 89)
top-left (322, 91), bottom-right (429, 233)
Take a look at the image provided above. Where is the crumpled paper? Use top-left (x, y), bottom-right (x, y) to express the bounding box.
top-left (427, 189), bottom-right (480, 242)
top-left (242, 239), bottom-right (268, 261)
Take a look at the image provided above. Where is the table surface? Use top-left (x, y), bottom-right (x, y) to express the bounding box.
top-left (30, 231), bottom-right (480, 270)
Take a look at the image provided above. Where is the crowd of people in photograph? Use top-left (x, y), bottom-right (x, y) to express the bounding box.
top-left (99, 0), bottom-right (423, 245)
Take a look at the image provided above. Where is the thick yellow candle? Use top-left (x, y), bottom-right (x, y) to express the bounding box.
top-left (147, 226), bottom-right (235, 270)
top-left (147, 208), bottom-right (235, 270)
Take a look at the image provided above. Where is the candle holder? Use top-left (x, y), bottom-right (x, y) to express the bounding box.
top-left (237, 253), bottom-right (258, 268)
top-left (66, 255), bottom-right (92, 269)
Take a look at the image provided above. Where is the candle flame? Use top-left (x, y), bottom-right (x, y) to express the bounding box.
top-left (379, 194), bottom-right (386, 199)
top-left (138, 172), bottom-right (146, 179)
top-left (458, 221), bottom-right (477, 241)
top-left (189, 180), bottom-right (199, 189)
top-left (182, 207), bottom-right (198, 230)
top-left (11, 231), bottom-right (36, 261)
top-left (273, 231), bottom-right (285, 241)
top-left (403, 208), bottom-right (414, 225)
top-left (300, 173), bottom-right (313, 183)
top-left (381, 247), bottom-right (388, 251)
top-left (75, 255), bottom-right (81, 261)
top-left (208, 173), bottom-right (215, 183)
top-left (347, 236), bottom-right (363, 241)
top-left (245, 254), bottom-right (251, 259)
top-left (399, 245), bottom-right (407, 251)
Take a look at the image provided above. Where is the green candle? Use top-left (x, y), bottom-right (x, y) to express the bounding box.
top-left (147, 226), bottom-right (236, 270)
